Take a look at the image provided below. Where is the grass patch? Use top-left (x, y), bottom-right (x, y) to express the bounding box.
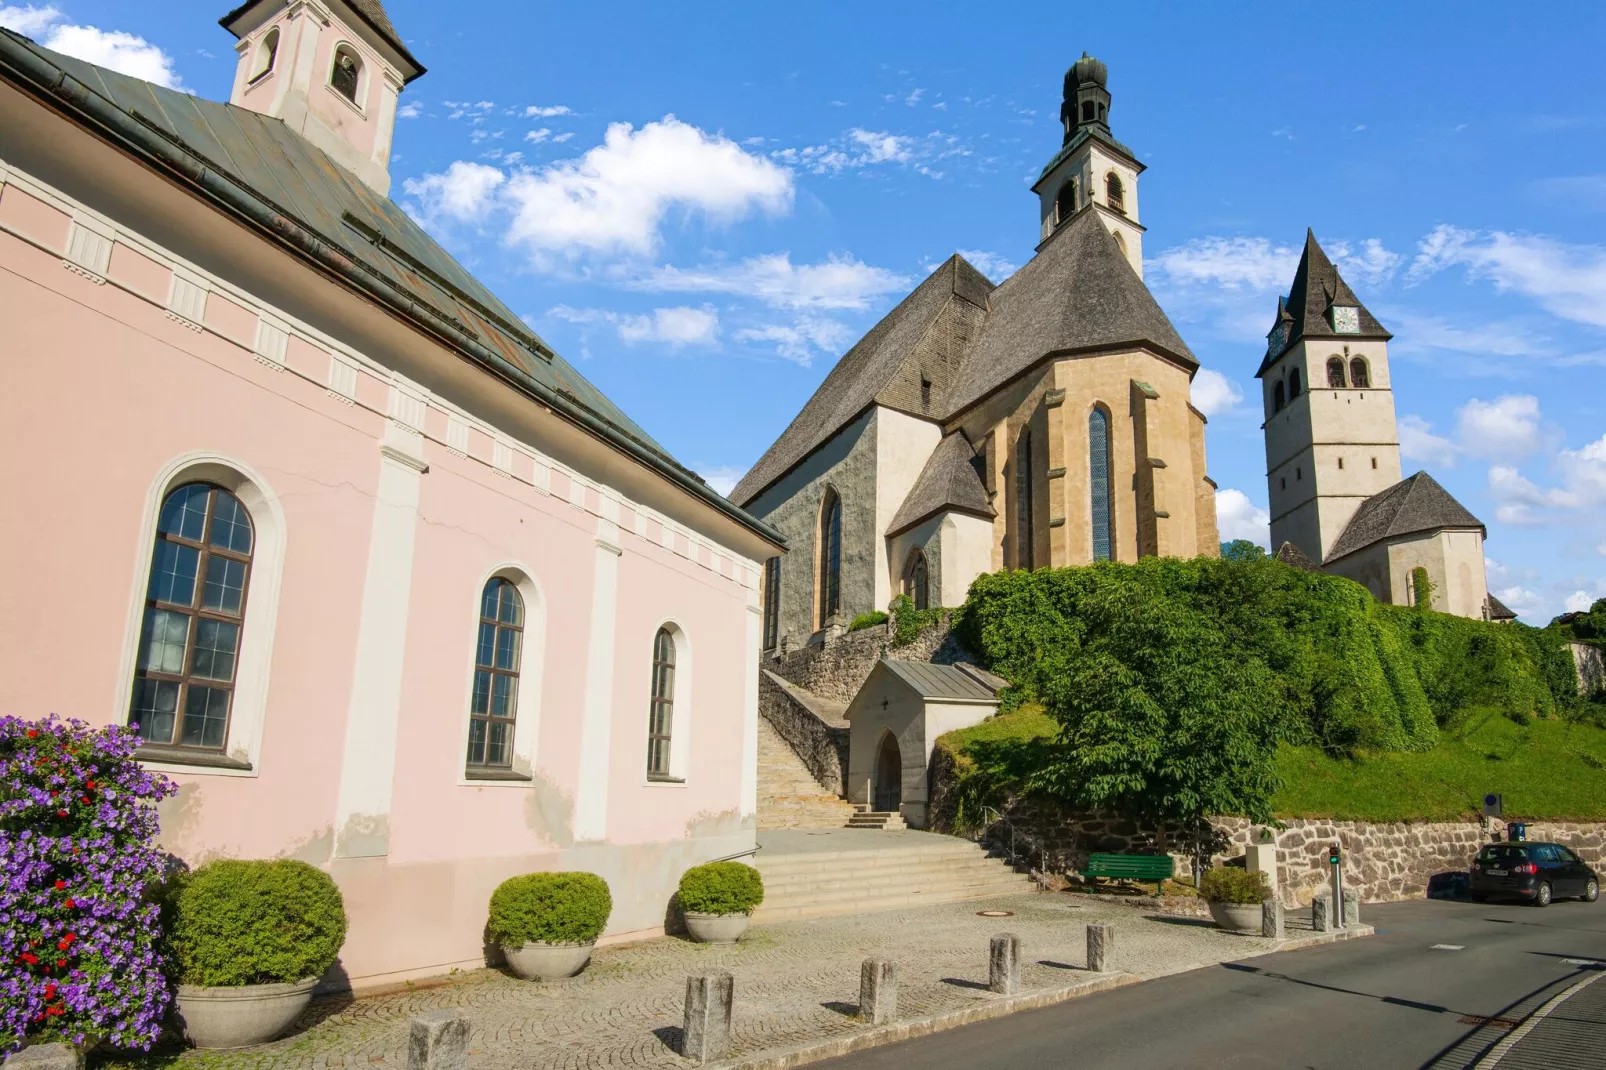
top-left (934, 704), bottom-right (1058, 829)
top-left (1273, 708), bottom-right (1606, 821)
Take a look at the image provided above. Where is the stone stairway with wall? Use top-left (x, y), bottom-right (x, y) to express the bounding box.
top-left (757, 717), bottom-right (858, 829)
top-left (753, 832), bottom-right (1036, 922)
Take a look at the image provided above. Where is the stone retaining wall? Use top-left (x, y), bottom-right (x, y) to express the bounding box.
top-left (765, 613), bottom-right (957, 704)
top-left (1571, 642), bottom-right (1605, 697)
top-left (758, 670), bottom-right (849, 794)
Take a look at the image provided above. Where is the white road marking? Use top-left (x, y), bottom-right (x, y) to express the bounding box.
top-left (1563, 958), bottom-right (1603, 966)
top-left (1431, 944), bottom-right (1466, 950)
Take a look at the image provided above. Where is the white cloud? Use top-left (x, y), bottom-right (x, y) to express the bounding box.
top-left (734, 316), bottom-right (856, 365)
top-left (524, 128), bottom-right (551, 143)
top-left (1455, 394), bottom-right (1542, 460)
top-left (524, 105), bottom-right (571, 118)
top-left (696, 465), bottom-right (746, 497)
top-left (401, 161), bottom-right (506, 224)
top-left (1566, 590), bottom-right (1597, 613)
top-left (1149, 237), bottom-right (1300, 291)
top-left (1328, 238), bottom-right (1401, 285)
top-left (905, 88), bottom-right (925, 106)
top-left (1408, 224), bottom-right (1606, 329)
top-left (397, 99), bottom-right (422, 119)
top-left (633, 252), bottom-right (907, 311)
top-left (1488, 464), bottom-right (1580, 524)
top-left (1384, 311), bottom-right (1543, 360)
top-left (1399, 414), bottom-right (1458, 467)
top-left (1598, 542), bottom-right (1606, 556)
top-left (0, 7), bottom-right (186, 89)
top-left (1557, 432), bottom-right (1606, 507)
top-left (1495, 585), bottom-right (1546, 619)
top-left (956, 249), bottom-right (1018, 281)
top-left (1189, 368), bottom-right (1243, 417)
top-left (1215, 488), bottom-right (1270, 547)
top-left (617, 305), bottom-right (719, 348)
top-left (552, 132), bottom-right (575, 143)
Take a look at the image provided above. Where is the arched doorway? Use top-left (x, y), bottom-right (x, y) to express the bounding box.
top-left (872, 732), bottom-right (902, 813)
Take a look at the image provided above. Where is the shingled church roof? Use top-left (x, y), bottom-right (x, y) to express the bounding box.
top-left (1274, 541), bottom-right (1320, 572)
top-left (1257, 230), bottom-right (1391, 376)
top-left (1486, 593), bottom-right (1518, 621)
top-left (733, 209), bottom-right (1197, 506)
top-left (1325, 472), bottom-right (1485, 564)
top-left (220, 0), bottom-right (424, 80)
top-left (886, 432), bottom-right (995, 537)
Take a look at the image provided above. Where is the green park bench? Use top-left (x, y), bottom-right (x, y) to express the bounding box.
top-left (1083, 852), bottom-right (1175, 892)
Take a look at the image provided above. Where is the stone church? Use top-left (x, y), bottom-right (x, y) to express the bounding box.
top-left (735, 55), bottom-right (1220, 651)
top-left (1258, 233), bottom-right (1513, 621)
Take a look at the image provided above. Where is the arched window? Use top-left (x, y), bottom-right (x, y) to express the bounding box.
top-left (251, 28), bottom-right (279, 82)
top-left (646, 627), bottom-right (676, 779)
top-left (1288, 367), bottom-right (1302, 398)
top-left (1105, 173), bottom-right (1125, 214)
top-left (1350, 357), bottom-right (1370, 388)
top-left (1089, 407), bottom-right (1114, 561)
top-left (1014, 427), bottom-right (1034, 569)
top-left (128, 484), bottom-right (254, 751)
top-left (1055, 180), bottom-right (1077, 225)
top-left (904, 549), bottom-right (929, 611)
top-left (762, 556), bottom-right (781, 650)
top-left (330, 45), bottom-right (361, 104)
top-left (1327, 356), bottom-right (1347, 388)
top-left (466, 578), bottom-right (523, 768)
top-left (817, 490), bottom-right (842, 626)
top-left (1273, 381), bottom-right (1286, 412)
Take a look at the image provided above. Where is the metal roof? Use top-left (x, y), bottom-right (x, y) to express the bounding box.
top-left (877, 659), bottom-right (1001, 703)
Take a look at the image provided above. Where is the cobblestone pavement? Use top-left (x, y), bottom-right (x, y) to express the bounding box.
top-left (157, 893), bottom-right (1323, 1070)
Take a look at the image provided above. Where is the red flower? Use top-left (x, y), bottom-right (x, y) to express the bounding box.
top-left (63, 899), bottom-right (76, 909)
top-left (80, 796), bottom-right (90, 804)
top-left (26, 729), bottom-right (37, 737)
top-left (19, 952), bottom-right (39, 965)
top-left (46, 1006), bottom-right (64, 1017)
top-left (44, 984), bottom-right (56, 1000)
top-left (55, 810), bottom-right (68, 817)
top-left (50, 791), bottom-right (59, 798)
top-left (53, 881), bottom-right (66, 890)
top-left (85, 780), bottom-right (96, 789)
top-left (55, 959), bottom-right (66, 968)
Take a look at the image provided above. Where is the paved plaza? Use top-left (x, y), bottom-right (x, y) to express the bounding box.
top-left (125, 890), bottom-right (1342, 1070)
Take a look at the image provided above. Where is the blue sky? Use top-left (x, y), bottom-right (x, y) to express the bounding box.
top-left (8, 1), bottom-right (1605, 621)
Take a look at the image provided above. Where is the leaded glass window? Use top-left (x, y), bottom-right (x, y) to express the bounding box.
top-left (763, 557), bottom-right (781, 650)
top-left (467, 578), bottom-right (523, 768)
top-left (1015, 428), bottom-right (1033, 569)
top-left (818, 491), bottom-right (841, 626)
top-left (906, 550), bottom-right (929, 611)
top-left (129, 483), bottom-right (254, 751)
top-left (647, 628), bottom-right (676, 779)
top-left (1089, 409), bottom-right (1114, 562)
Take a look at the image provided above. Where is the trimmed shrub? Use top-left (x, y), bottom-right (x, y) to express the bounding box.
top-left (847, 611), bottom-right (888, 633)
top-left (165, 859), bottom-right (347, 987)
top-left (677, 862), bottom-right (764, 916)
top-left (1199, 867), bottom-right (1271, 905)
top-left (488, 872), bottom-right (612, 946)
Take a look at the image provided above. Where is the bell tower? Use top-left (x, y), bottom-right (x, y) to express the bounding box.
top-left (1259, 231), bottom-right (1401, 563)
top-left (221, 0), bottom-right (425, 195)
top-left (1032, 53), bottom-right (1146, 277)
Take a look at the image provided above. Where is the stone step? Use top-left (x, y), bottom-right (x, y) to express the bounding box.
top-left (753, 880), bottom-right (1035, 923)
top-left (759, 858), bottom-right (1023, 891)
top-left (755, 717), bottom-right (855, 830)
top-left (846, 811), bottom-right (906, 830)
top-left (756, 843), bottom-right (989, 872)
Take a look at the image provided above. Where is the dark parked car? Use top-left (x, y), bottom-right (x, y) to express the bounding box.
top-left (1469, 842), bottom-right (1600, 906)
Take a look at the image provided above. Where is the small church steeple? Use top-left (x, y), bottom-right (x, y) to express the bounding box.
top-left (1062, 53), bottom-right (1111, 142)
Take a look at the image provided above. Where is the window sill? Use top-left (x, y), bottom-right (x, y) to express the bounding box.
top-left (326, 83), bottom-right (367, 118)
top-left (646, 774), bottom-right (686, 786)
top-left (135, 744), bottom-right (253, 771)
top-left (465, 768), bottom-right (533, 782)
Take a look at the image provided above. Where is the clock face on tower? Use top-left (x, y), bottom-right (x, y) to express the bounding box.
top-left (1331, 306), bottom-right (1360, 334)
top-left (1267, 322), bottom-right (1288, 357)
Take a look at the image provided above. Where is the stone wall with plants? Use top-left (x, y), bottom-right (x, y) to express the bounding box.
top-left (765, 605), bottom-right (956, 705)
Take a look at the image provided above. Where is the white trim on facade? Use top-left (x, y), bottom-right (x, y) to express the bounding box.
top-left (573, 515), bottom-right (622, 839)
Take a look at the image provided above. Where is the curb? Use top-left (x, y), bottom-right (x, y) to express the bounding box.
top-left (1472, 968), bottom-right (1605, 1068)
top-left (717, 923), bottom-right (1376, 1069)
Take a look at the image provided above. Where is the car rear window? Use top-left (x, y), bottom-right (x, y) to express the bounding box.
top-left (1477, 845), bottom-right (1530, 862)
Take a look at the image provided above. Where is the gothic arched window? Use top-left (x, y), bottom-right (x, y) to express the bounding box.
top-left (129, 484), bottom-right (254, 751)
top-left (1014, 427), bottom-right (1034, 569)
top-left (1350, 357), bottom-right (1371, 388)
top-left (904, 549), bottom-right (929, 611)
top-left (467, 578), bottom-right (523, 769)
top-left (762, 556), bottom-right (780, 651)
top-left (1327, 357), bottom-right (1347, 388)
top-left (1273, 381), bottom-right (1286, 413)
top-left (646, 627), bottom-right (676, 779)
top-left (1089, 407), bottom-right (1115, 561)
top-left (331, 45), bottom-right (361, 104)
top-left (817, 489), bottom-right (842, 627)
top-left (1055, 181), bottom-right (1077, 225)
top-left (1105, 173), bottom-right (1125, 214)
top-left (1288, 367), bottom-right (1302, 398)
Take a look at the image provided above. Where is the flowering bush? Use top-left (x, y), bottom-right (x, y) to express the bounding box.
top-left (1, 715), bottom-right (176, 1054)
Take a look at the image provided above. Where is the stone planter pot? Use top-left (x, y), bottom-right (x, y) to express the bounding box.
top-left (502, 941), bottom-right (594, 980)
top-left (175, 978), bottom-right (318, 1050)
top-left (1208, 901), bottom-right (1265, 934)
top-left (683, 911), bottom-right (751, 943)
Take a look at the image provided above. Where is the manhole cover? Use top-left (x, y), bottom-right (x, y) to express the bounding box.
top-left (976, 910), bottom-right (1015, 917)
top-left (1458, 1015), bottom-right (1519, 1030)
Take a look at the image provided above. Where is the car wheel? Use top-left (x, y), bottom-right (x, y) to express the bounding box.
top-left (1585, 879), bottom-right (1599, 903)
top-left (1534, 882), bottom-right (1552, 907)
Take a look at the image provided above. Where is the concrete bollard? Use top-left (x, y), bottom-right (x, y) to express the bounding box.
top-left (407, 1009), bottom-right (469, 1070)
top-left (859, 957), bottom-right (897, 1025)
top-left (682, 971), bottom-right (734, 1065)
top-left (1342, 888), bottom-right (1360, 927)
top-left (988, 933), bottom-right (1022, 995)
top-left (1312, 894), bottom-right (1332, 932)
top-left (3, 1045), bottom-right (82, 1070)
top-left (1261, 899), bottom-right (1285, 939)
top-left (1085, 922), bottom-right (1115, 972)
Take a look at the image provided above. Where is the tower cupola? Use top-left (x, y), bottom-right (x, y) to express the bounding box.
top-left (1061, 52), bottom-right (1112, 142)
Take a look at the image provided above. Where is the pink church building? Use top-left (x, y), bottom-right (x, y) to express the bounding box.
top-left (0, 0), bottom-right (782, 987)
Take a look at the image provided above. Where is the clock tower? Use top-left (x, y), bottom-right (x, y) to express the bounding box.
top-left (1032, 53), bottom-right (1146, 277)
top-left (1259, 231), bottom-right (1401, 563)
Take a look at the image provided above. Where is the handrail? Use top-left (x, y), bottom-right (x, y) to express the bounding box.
top-left (975, 806), bottom-right (1054, 877)
top-left (708, 842), bottom-right (763, 864)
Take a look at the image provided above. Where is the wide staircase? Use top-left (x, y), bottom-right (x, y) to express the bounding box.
top-left (757, 717), bottom-right (858, 830)
top-left (753, 832), bottom-right (1036, 923)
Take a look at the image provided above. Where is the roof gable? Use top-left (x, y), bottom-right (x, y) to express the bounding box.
top-left (943, 209), bottom-right (1196, 415)
top-left (1325, 471), bottom-right (1485, 563)
top-left (221, 0), bottom-right (424, 81)
top-left (1258, 230), bottom-right (1390, 376)
top-left (847, 659), bottom-right (1001, 711)
top-left (886, 432), bottom-right (995, 537)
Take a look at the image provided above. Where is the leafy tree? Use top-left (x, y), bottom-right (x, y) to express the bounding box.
top-left (1219, 539), bottom-right (1266, 563)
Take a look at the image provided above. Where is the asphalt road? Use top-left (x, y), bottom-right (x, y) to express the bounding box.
top-left (816, 897), bottom-right (1606, 1070)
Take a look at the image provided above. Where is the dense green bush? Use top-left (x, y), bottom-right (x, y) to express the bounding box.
top-left (488, 872), bottom-right (612, 946)
top-left (676, 862), bottom-right (764, 915)
top-left (847, 611), bottom-right (888, 633)
top-left (165, 859), bottom-right (347, 987)
top-left (889, 594), bottom-right (942, 647)
top-left (1199, 867), bottom-right (1271, 904)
